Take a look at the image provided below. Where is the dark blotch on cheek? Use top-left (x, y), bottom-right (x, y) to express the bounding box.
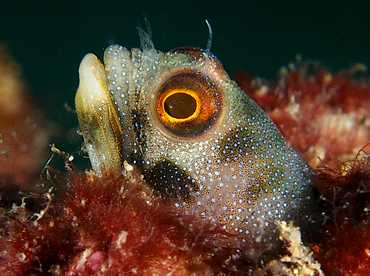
top-left (143, 160), bottom-right (199, 202)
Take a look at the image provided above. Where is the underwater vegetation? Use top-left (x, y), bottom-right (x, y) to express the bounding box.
top-left (0, 27), bottom-right (370, 275)
top-left (234, 59), bottom-right (370, 275)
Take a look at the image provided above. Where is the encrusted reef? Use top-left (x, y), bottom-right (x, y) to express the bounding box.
top-left (0, 46), bottom-right (370, 275)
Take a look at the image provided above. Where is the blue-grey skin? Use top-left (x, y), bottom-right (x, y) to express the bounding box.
top-left (75, 30), bottom-right (316, 258)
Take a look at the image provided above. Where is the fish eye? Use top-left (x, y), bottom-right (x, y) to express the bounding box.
top-left (163, 90), bottom-right (199, 119)
top-left (155, 70), bottom-right (223, 136)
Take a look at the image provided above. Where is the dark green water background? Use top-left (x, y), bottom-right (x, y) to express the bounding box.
top-left (0, 1), bottom-right (369, 160)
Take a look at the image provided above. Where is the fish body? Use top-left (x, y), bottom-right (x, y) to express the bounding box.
top-left (75, 29), bottom-right (316, 257)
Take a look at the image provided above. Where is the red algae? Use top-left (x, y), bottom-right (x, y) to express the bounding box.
top-left (0, 46), bottom-right (50, 192)
top-left (234, 59), bottom-right (370, 169)
top-left (0, 150), bottom-right (261, 275)
top-left (235, 63), bottom-right (370, 275)
top-left (314, 152), bottom-right (370, 275)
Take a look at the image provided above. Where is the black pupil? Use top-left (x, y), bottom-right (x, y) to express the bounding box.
top-left (164, 92), bottom-right (197, 119)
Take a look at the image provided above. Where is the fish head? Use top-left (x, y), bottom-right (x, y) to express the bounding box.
top-left (75, 32), bottom-right (317, 256)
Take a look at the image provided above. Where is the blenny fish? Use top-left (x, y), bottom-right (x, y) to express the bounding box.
top-left (75, 24), bottom-right (316, 257)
